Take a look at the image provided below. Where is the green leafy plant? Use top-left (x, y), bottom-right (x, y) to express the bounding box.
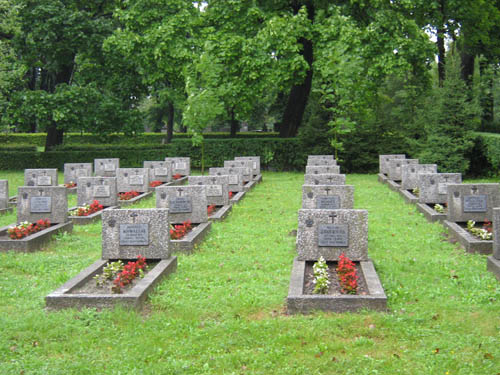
top-left (94, 260), bottom-right (124, 287)
top-left (434, 204), bottom-right (445, 213)
top-left (412, 187), bottom-right (419, 196)
top-left (466, 220), bottom-right (493, 240)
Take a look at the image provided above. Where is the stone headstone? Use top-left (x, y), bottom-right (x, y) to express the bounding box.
top-left (24, 169), bottom-right (58, 187)
top-left (17, 186), bottom-right (68, 224)
top-left (418, 173), bottom-right (462, 204)
top-left (387, 159), bottom-right (418, 181)
top-left (304, 174), bottom-right (346, 185)
top-left (143, 160), bottom-right (173, 183)
top-left (156, 185), bottom-right (208, 224)
top-left (101, 209), bottom-right (170, 260)
top-left (0, 180), bottom-right (8, 209)
top-left (401, 164), bottom-right (438, 190)
top-left (94, 158), bottom-right (119, 177)
top-left (77, 177), bottom-right (118, 206)
top-left (235, 156), bottom-right (261, 176)
top-left (188, 175), bottom-right (230, 206)
top-left (308, 155), bottom-right (335, 162)
top-left (302, 185), bottom-right (354, 209)
top-left (64, 163), bottom-right (93, 184)
top-left (209, 167), bottom-right (245, 192)
top-left (223, 161), bottom-right (253, 183)
top-left (446, 183), bottom-right (500, 222)
top-left (307, 158), bottom-right (337, 167)
top-left (296, 209), bottom-right (368, 261)
top-left (379, 154), bottom-right (405, 175)
top-left (492, 208), bottom-right (500, 260)
top-left (165, 157), bottom-right (190, 176)
top-left (116, 168), bottom-right (149, 193)
top-left (305, 165), bottom-right (341, 175)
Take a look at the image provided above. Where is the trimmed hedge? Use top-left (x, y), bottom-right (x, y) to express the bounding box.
top-left (0, 144), bottom-right (37, 151)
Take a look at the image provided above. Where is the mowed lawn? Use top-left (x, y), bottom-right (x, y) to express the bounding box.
top-left (0, 171), bottom-right (498, 375)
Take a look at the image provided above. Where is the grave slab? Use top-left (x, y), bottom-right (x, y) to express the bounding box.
top-left (208, 204), bottom-right (232, 222)
top-left (166, 176), bottom-right (188, 186)
top-left (377, 173), bottom-right (388, 184)
top-left (94, 158), bottom-right (119, 177)
top-left (0, 221), bottom-right (73, 252)
top-left (302, 185), bottom-right (354, 210)
top-left (230, 191), bottom-right (246, 204)
top-left (399, 189), bottom-right (419, 204)
top-left (387, 180), bottom-right (401, 192)
top-left (304, 174), bottom-right (346, 186)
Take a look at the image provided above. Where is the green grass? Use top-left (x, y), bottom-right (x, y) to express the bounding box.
top-left (0, 172), bottom-right (498, 374)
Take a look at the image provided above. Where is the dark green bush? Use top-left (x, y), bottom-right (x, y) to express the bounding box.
top-left (0, 144), bottom-right (37, 151)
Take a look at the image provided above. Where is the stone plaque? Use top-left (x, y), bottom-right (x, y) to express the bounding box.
top-left (463, 195), bottom-right (488, 213)
top-left (438, 183), bottom-right (448, 195)
top-left (169, 197), bottom-right (192, 213)
top-left (175, 162), bottom-right (187, 170)
top-left (154, 168), bottom-right (169, 177)
top-left (318, 224), bottom-right (349, 247)
top-left (104, 163), bottom-right (115, 172)
top-left (93, 185), bottom-right (111, 198)
top-left (119, 224), bottom-right (149, 246)
top-left (30, 197), bottom-right (52, 213)
top-left (206, 185), bottom-right (223, 197)
top-left (76, 169), bottom-right (88, 177)
top-left (228, 175), bottom-right (238, 185)
top-left (129, 175), bottom-right (144, 186)
top-left (37, 176), bottom-right (52, 186)
top-left (316, 195), bottom-right (341, 209)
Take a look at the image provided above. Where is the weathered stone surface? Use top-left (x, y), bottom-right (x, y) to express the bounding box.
top-left (64, 163), bottom-right (93, 184)
top-left (164, 157), bottom-right (190, 176)
top-left (418, 173), bottom-right (462, 204)
top-left (443, 220), bottom-right (493, 255)
top-left (416, 203), bottom-right (447, 223)
top-left (307, 155), bottom-right (335, 162)
top-left (17, 186), bottom-right (68, 224)
top-left (304, 174), bottom-right (345, 185)
top-left (0, 221), bottom-right (73, 252)
top-left (307, 157), bottom-right (337, 166)
top-left (209, 167), bottom-right (244, 192)
top-left (143, 160), bottom-right (173, 183)
top-left (305, 165), bottom-right (341, 175)
top-left (117, 168), bottom-right (150, 193)
top-left (170, 222), bottom-right (212, 253)
top-left (302, 185), bottom-right (354, 209)
top-left (101, 208), bottom-right (170, 259)
top-left (446, 183), bottom-right (500, 222)
top-left (0, 180), bottom-right (8, 209)
top-left (379, 154), bottom-right (405, 175)
top-left (387, 159), bottom-right (418, 181)
top-left (235, 156), bottom-right (261, 176)
top-left (156, 185), bottom-right (208, 223)
top-left (77, 177), bottom-right (117, 206)
top-left (94, 158), bottom-right (119, 177)
top-left (493, 208), bottom-right (500, 260)
top-left (296, 209), bottom-right (368, 261)
top-left (24, 169), bottom-right (58, 187)
top-left (223, 161), bottom-right (252, 183)
top-left (401, 164), bottom-right (438, 190)
top-left (188, 175), bottom-right (229, 206)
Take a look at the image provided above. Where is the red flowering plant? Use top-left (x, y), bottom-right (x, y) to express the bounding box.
top-left (8, 219), bottom-right (51, 239)
top-left (112, 256), bottom-right (148, 294)
top-left (64, 181), bottom-right (77, 188)
top-left (118, 190), bottom-right (140, 200)
top-left (336, 253), bottom-right (358, 294)
top-left (170, 220), bottom-right (192, 239)
top-left (207, 205), bottom-right (216, 216)
top-left (150, 180), bottom-right (163, 188)
top-left (229, 191), bottom-right (234, 199)
top-left (69, 200), bottom-right (104, 216)
top-left (172, 174), bottom-right (182, 180)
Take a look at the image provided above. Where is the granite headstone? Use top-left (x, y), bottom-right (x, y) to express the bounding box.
top-left (305, 165), bottom-right (341, 175)
top-left (116, 168), bottom-right (149, 193)
top-left (387, 159), bottom-right (418, 181)
top-left (446, 183), bottom-right (500, 222)
top-left (143, 160), bottom-right (173, 183)
top-left (379, 154), bottom-right (405, 175)
top-left (0, 180), bottom-right (8, 209)
top-left (302, 185), bottom-right (354, 209)
top-left (235, 156), bottom-right (261, 176)
top-left (17, 186), bottom-right (68, 224)
top-left (209, 167), bottom-right (245, 192)
top-left (156, 185), bottom-right (208, 224)
top-left (304, 174), bottom-right (346, 186)
top-left (401, 164), bottom-right (438, 190)
top-left (77, 177), bottom-right (118, 207)
top-left (223, 161), bottom-right (253, 183)
top-left (63, 163), bottom-right (93, 185)
top-left (24, 169), bottom-right (58, 187)
top-left (94, 158), bottom-right (119, 177)
top-left (188, 175), bottom-right (230, 206)
top-left (164, 157), bottom-right (190, 176)
top-left (418, 173), bottom-right (462, 204)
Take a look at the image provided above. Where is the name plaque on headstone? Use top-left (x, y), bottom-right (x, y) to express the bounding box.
top-left (206, 185), bottom-right (223, 197)
top-left (104, 163), bottom-right (115, 172)
top-left (30, 196), bottom-right (52, 213)
top-left (175, 162), bottom-right (187, 170)
top-left (228, 175), bottom-right (238, 185)
top-left (318, 224), bottom-right (349, 247)
top-left (253, 161), bottom-right (257, 169)
top-left (36, 176), bottom-right (52, 186)
top-left (76, 169), bottom-right (88, 177)
top-left (154, 168), bottom-right (169, 177)
top-left (129, 175), bottom-right (144, 185)
top-left (316, 195), bottom-right (341, 209)
top-left (119, 224), bottom-right (149, 246)
top-left (463, 195), bottom-right (488, 213)
top-left (169, 197), bottom-right (192, 213)
top-left (438, 183), bottom-right (448, 195)
top-left (93, 185), bottom-right (111, 198)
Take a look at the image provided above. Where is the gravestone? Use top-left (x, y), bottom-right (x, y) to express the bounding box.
top-left (101, 209), bottom-right (171, 259)
top-left (387, 159), bottom-right (418, 181)
top-left (401, 164), bottom-right (438, 190)
top-left (307, 158), bottom-right (337, 167)
top-left (418, 173), bottom-right (462, 204)
top-left (223, 161), bottom-right (253, 183)
top-left (143, 160), bottom-right (173, 183)
top-left (116, 168), bottom-right (149, 193)
top-left (235, 156), bottom-right (261, 177)
top-left (63, 163), bottom-right (92, 185)
top-left (302, 185), bottom-right (354, 209)
top-left (296, 209), bottom-right (368, 261)
top-left (487, 208), bottom-right (500, 280)
top-left (379, 154), bottom-right (405, 175)
top-left (445, 184), bottom-right (500, 222)
top-left (188, 175), bottom-right (230, 206)
top-left (304, 174), bottom-right (346, 186)
top-left (308, 155), bottom-right (335, 163)
top-left (77, 177), bottom-right (118, 207)
top-left (165, 157), bottom-right (190, 177)
top-left (156, 185), bottom-right (208, 224)
top-left (24, 169), bottom-right (58, 187)
top-left (0, 180), bottom-right (8, 210)
top-left (17, 186), bottom-right (68, 224)
top-left (209, 167), bottom-right (245, 192)
top-left (94, 158), bottom-right (119, 177)
top-left (305, 165), bottom-right (341, 175)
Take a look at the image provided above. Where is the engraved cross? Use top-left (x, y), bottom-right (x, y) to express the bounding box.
top-left (324, 187), bottom-right (331, 196)
top-left (130, 212), bottom-right (138, 222)
top-left (177, 188), bottom-right (183, 197)
top-left (329, 213), bottom-right (337, 224)
top-left (471, 186), bottom-right (478, 194)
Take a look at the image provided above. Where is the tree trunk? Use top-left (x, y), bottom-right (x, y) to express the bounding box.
top-left (479, 60), bottom-right (494, 131)
top-left (230, 108), bottom-right (239, 137)
top-left (166, 102), bottom-right (174, 143)
top-left (460, 44), bottom-right (475, 87)
top-left (437, 0), bottom-right (446, 87)
top-left (27, 67), bottom-right (38, 133)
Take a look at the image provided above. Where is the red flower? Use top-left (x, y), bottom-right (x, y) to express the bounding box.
top-left (173, 174), bottom-right (182, 180)
top-left (150, 180), bottom-right (163, 188)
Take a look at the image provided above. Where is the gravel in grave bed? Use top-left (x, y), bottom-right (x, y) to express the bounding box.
top-left (303, 261), bottom-right (368, 296)
top-left (70, 260), bottom-right (160, 295)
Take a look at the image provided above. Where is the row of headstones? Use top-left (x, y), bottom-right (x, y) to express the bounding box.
top-left (378, 154), bottom-right (500, 281)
